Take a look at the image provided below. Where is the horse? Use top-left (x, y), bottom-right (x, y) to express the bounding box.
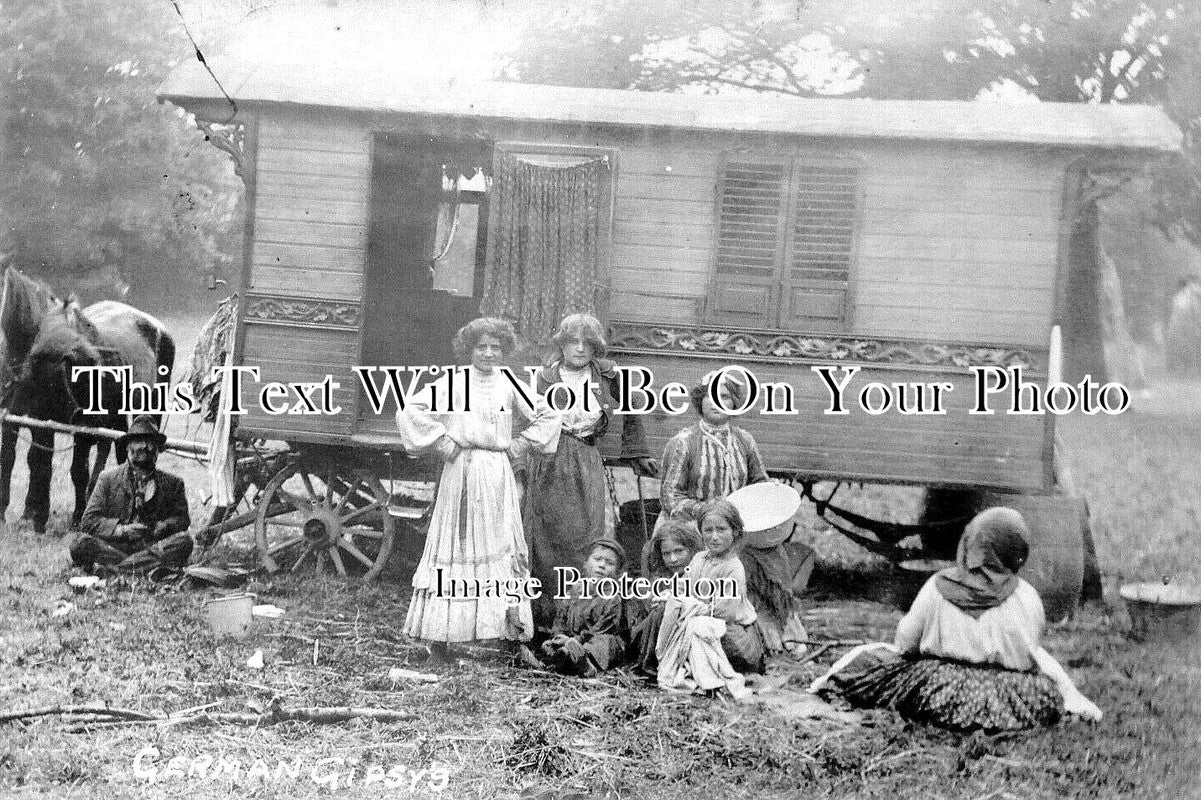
top-left (0, 266), bottom-right (176, 532)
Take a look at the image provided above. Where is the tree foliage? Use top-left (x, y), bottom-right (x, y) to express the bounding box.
top-left (0, 0), bottom-right (240, 301)
top-left (505, 0), bottom-right (1200, 243)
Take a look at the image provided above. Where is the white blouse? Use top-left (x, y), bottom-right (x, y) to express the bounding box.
top-left (556, 365), bottom-right (604, 437)
top-left (894, 576), bottom-right (1046, 672)
top-left (395, 368), bottom-right (559, 454)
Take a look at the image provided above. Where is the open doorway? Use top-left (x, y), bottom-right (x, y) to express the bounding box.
top-left (360, 134), bottom-right (491, 372)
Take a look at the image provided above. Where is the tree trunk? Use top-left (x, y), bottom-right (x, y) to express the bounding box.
top-left (1061, 204), bottom-right (1110, 384)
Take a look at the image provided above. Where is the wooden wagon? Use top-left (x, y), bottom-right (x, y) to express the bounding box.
top-left (157, 5), bottom-right (1181, 612)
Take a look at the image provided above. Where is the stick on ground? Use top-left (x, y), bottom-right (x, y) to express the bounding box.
top-left (0, 703), bottom-right (414, 728)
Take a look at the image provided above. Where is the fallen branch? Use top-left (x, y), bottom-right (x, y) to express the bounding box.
top-left (197, 706), bottom-right (414, 725)
top-left (0, 705), bottom-right (157, 725)
top-left (1, 703), bottom-right (414, 728)
top-left (793, 643), bottom-right (835, 667)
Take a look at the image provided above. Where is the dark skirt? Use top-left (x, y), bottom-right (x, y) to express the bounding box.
top-left (628, 600), bottom-right (665, 675)
top-left (828, 650), bottom-right (1062, 733)
top-left (524, 432), bottom-right (608, 625)
top-left (722, 620), bottom-right (766, 675)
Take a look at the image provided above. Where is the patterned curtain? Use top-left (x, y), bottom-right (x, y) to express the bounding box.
top-left (481, 151), bottom-right (609, 344)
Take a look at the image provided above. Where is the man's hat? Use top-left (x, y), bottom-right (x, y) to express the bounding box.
top-left (119, 415), bottom-right (167, 447)
top-left (725, 482), bottom-right (802, 549)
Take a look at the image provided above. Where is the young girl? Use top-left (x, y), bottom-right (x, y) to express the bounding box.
top-left (628, 519), bottom-right (704, 675)
top-left (396, 317), bottom-right (558, 661)
top-left (656, 500), bottom-right (766, 695)
top-left (524, 313), bottom-right (655, 627)
top-left (811, 507), bottom-right (1103, 732)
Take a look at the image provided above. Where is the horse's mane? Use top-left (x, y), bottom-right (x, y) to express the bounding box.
top-left (1, 267), bottom-right (68, 369)
top-left (27, 296), bottom-right (105, 369)
top-left (3, 266), bottom-right (66, 313)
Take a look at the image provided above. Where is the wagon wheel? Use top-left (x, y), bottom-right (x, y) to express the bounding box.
top-left (254, 463), bottom-right (396, 582)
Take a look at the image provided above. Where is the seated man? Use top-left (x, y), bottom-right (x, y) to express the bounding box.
top-left (70, 416), bottom-right (192, 574)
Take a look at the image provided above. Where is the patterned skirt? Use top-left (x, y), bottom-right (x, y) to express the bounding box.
top-left (829, 650), bottom-right (1063, 733)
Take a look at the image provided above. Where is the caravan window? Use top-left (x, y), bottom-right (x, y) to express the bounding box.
top-left (431, 171), bottom-right (489, 297)
top-left (710, 155), bottom-right (862, 332)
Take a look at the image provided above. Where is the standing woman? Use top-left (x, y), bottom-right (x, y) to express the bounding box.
top-left (524, 313), bottom-right (656, 625)
top-left (397, 317), bottom-right (558, 660)
top-left (811, 507), bottom-right (1103, 731)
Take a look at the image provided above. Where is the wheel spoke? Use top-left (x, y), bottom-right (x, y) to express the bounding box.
top-left (290, 546), bottom-right (314, 573)
top-left (266, 518), bottom-right (304, 529)
top-left (342, 497), bottom-right (384, 525)
top-left (334, 477), bottom-right (365, 515)
top-left (267, 535), bottom-right (304, 556)
top-left (328, 546), bottom-right (347, 576)
top-left (319, 470), bottom-right (332, 509)
top-left (338, 537), bottom-right (375, 568)
top-left (299, 471), bottom-right (319, 504)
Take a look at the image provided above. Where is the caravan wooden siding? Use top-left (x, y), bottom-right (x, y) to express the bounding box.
top-left (608, 137), bottom-right (1065, 347)
top-left (250, 116), bottom-right (372, 302)
top-left (597, 354), bottom-right (1049, 491)
top-left (236, 111), bottom-right (1063, 477)
top-left (237, 115), bottom-right (372, 445)
top-left (237, 322), bottom-right (360, 440)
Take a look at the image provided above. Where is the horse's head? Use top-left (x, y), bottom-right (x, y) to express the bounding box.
top-left (14, 309), bottom-right (105, 423)
top-left (1, 266), bottom-right (66, 382)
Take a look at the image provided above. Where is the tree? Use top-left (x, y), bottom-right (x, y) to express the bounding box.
top-left (505, 0), bottom-right (1200, 244)
top-left (0, 0), bottom-right (240, 302)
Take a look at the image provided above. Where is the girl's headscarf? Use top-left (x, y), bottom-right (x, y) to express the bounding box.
top-left (935, 507), bottom-right (1030, 618)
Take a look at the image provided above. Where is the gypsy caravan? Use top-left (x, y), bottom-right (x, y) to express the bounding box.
top-left (157, 3), bottom-right (1182, 611)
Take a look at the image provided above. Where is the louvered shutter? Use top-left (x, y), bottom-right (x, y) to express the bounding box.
top-left (780, 160), bottom-right (861, 332)
top-left (709, 159), bottom-right (789, 327)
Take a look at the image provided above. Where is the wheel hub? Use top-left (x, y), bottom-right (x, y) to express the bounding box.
top-left (301, 507), bottom-right (342, 548)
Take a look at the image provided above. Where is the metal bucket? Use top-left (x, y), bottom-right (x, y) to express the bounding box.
top-left (1120, 582), bottom-right (1201, 642)
top-left (205, 593), bottom-right (256, 639)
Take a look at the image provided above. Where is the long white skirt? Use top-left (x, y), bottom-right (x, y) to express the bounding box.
top-left (404, 449), bottom-right (534, 643)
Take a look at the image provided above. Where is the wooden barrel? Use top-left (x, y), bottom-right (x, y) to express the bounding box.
top-left (981, 491), bottom-right (1086, 623)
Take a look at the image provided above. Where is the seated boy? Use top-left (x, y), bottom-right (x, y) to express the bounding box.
top-left (531, 538), bottom-right (629, 677)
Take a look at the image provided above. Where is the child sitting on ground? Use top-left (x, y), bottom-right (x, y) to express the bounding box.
top-left (656, 500), bottom-right (765, 696)
top-left (525, 538), bottom-right (629, 677)
top-left (628, 519), bottom-right (705, 675)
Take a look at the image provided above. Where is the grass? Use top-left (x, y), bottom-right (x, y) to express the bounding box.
top-left (1, 310), bottom-right (1199, 798)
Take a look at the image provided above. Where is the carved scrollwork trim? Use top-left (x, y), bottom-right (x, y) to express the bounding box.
top-left (244, 295), bottom-right (360, 329)
top-left (607, 321), bottom-right (1045, 372)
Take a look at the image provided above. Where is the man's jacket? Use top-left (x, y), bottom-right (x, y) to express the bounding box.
top-left (80, 462), bottom-right (191, 541)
